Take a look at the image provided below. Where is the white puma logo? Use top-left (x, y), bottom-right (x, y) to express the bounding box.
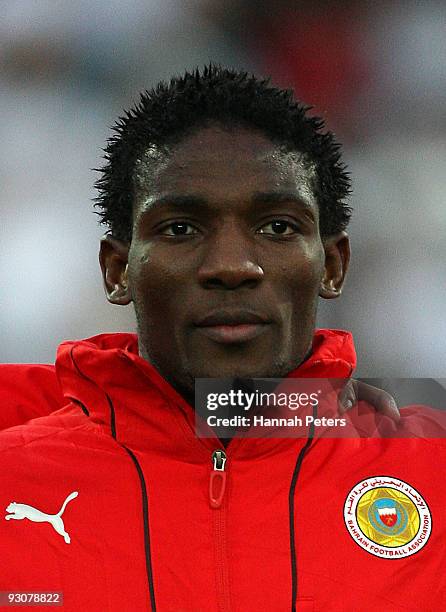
top-left (5, 491), bottom-right (78, 544)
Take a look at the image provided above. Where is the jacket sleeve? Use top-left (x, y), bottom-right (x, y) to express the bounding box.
top-left (0, 364), bottom-right (64, 430)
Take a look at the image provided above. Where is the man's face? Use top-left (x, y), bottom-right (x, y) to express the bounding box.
top-left (101, 125), bottom-right (348, 401)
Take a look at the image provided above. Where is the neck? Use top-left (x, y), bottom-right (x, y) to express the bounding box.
top-left (138, 338), bottom-right (315, 409)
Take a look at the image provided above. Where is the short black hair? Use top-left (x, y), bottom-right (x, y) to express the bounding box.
top-left (95, 65), bottom-right (351, 241)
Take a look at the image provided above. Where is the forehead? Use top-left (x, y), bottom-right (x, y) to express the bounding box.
top-left (133, 125), bottom-right (318, 211)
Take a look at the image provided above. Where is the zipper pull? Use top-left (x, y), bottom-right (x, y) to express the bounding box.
top-left (209, 449), bottom-right (227, 509)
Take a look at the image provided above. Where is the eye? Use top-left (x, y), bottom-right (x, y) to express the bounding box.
top-left (257, 220), bottom-right (300, 236)
top-left (160, 222), bottom-right (198, 236)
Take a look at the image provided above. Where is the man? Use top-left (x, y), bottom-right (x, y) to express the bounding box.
top-left (0, 66), bottom-right (444, 611)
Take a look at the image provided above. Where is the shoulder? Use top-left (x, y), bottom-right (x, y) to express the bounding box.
top-left (0, 405), bottom-right (115, 460)
top-left (346, 400), bottom-right (446, 447)
top-left (0, 363), bottom-right (64, 430)
top-left (398, 404), bottom-right (446, 443)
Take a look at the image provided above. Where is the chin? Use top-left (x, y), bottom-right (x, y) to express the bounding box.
top-left (194, 359), bottom-right (292, 380)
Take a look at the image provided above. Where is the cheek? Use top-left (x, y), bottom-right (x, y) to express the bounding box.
top-left (128, 244), bottom-right (191, 310)
top-left (278, 247), bottom-right (325, 292)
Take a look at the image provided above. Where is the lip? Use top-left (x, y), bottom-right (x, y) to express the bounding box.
top-left (195, 310), bottom-right (270, 326)
top-left (194, 310), bottom-right (271, 344)
top-left (195, 323), bottom-right (269, 344)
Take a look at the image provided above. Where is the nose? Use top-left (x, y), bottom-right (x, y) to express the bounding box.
top-left (197, 221), bottom-right (264, 289)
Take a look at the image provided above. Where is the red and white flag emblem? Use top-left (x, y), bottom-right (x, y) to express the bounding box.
top-left (378, 506), bottom-right (397, 527)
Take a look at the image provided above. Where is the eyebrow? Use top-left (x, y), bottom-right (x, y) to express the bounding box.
top-left (142, 191), bottom-right (315, 212)
top-left (141, 194), bottom-right (208, 212)
top-left (251, 191), bottom-right (314, 211)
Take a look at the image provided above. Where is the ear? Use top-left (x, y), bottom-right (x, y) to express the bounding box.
top-left (99, 235), bottom-right (132, 305)
top-left (319, 231), bottom-right (350, 299)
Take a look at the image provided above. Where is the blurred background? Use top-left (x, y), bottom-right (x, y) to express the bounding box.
top-left (1, 0), bottom-right (445, 375)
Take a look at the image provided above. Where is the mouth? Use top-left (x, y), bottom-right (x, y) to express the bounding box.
top-left (194, 310), bottom-right (272, 345)
top-left (195, 323), bottom-right (270, 344)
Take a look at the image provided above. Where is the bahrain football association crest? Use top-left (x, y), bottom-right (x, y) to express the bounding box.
top-left (344, 476), bottom-right (431, 559)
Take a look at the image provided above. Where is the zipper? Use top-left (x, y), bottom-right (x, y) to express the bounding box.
top-left (209, 449), bottom-right (227, 508)
top-left (210, 449), bottom-right (231, 612)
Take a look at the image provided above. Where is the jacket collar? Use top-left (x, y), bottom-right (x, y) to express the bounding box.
top-left (55, 329), bottom-right (356, 452)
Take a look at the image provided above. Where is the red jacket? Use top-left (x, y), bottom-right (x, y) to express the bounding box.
top-left (0, 330), bottom-right (444, 611)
